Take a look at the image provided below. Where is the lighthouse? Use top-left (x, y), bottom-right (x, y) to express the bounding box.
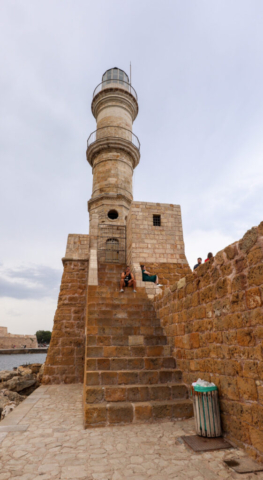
top-left (43, 67), bottom-right (190, 387)
top-left (86, 68), bottom-right (140, 264)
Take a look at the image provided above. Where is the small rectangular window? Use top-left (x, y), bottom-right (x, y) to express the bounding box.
top-left (153, 215), bottom-right (161, 226)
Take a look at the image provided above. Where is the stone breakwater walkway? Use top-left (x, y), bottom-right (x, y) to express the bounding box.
top-left (0, 385), bottom-right (262, 480)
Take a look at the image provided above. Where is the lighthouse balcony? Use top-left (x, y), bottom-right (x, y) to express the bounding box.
top-left (93, 79), bottom-right (138, 102)
top-left (88, 126), bottom-right (140, 149)
top-left (86, 126), bottom-right (140, 167)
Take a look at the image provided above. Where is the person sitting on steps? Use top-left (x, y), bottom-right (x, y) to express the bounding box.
top-left (141, 265), bottom-right (163, 287)
top-left (120, 266), bottom-right (136, 293)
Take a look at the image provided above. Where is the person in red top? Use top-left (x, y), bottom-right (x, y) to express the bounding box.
top-left (205, 252), bottom-right (213, 262)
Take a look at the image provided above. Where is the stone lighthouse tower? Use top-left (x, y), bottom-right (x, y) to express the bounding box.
top-left (86, 68), bottom-right (140, 265)
top-left (43, 67), bottom-right (190, 387)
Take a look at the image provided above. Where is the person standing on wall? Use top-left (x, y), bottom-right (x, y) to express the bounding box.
top-left (193, 257), bottom-right (202, 270)
top-left (205, 252), bottom-right (213, 263)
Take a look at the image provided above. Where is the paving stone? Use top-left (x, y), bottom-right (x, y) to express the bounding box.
top-left (0, 424), bottom-right (29, 432)
top-left (1, 384), bottom-right (263, 480)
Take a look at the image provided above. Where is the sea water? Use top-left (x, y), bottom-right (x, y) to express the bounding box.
top-left (0, 353), bottom-right (47, 371)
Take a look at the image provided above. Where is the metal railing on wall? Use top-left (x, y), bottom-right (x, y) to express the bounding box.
top-left (87, 126), bottom-right (140, 150)
top-left (93, 80), bottom-right (138, 101)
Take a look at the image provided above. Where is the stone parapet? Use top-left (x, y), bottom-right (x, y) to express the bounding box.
top-left (153, 221), bottom-right (263, 462)
top-left (64, 234), bottom-right (89, 261)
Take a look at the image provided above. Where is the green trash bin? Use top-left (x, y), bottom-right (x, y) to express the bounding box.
top-left (192, 384), bottom-right (221, 437)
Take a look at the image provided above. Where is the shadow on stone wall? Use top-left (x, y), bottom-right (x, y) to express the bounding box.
top-left (154, 221), bottom-right (263, 462)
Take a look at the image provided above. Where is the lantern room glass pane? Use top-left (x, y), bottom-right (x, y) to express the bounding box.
top-left (102, 68), bottom-right (129, 86)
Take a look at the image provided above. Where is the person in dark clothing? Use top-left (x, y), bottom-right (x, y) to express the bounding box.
top-left (120, 266), bottom-right (136, 293)
top-left (193, 257), bottom-right (202, 270)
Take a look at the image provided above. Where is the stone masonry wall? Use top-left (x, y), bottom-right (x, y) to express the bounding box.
top-left (145, 263), bottom-right (191, 287)
top-left (153, 222), bottom-right (263, 461)
top-left (42, 259), bottom-right (88, 384)
top-left (127, 202), bottom-right (188, 266)
top-left (65, 234), bottom-right (89, 260)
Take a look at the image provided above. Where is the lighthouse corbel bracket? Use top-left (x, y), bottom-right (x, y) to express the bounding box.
top-left (86, 136), bottom-right (140, 169)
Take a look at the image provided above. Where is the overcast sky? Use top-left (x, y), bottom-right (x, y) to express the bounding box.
top-left (1, 1), bottom-right (262, 335)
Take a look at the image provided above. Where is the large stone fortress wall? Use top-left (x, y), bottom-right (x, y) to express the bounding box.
top-left (153, 222), bottom-right (263, 461)
top-left (0, 327), bottom-right (38, 349)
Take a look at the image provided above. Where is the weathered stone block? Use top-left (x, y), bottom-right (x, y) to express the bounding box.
top-left (219, 376), bottom-right (239, 401)
top-left (128, 335), bottom-right (144, 346)
top-left (127, 386), bottom-right (148, 402)
top-left (108, 402), bottom-right (133, 424)
top-left (238, 377), bottom-right (257, 401)
top-left (85, 404), bottom-right (106, 426)
top-left (105, 387), bottom-right (126, 402)
top-left (248, 265), bottom-right (263, 287)
top-left (246, 287), bottom-right (262, 309)
top-left (239, 227), bottom-right (258, 253)
top-left (101, 372), bottom-right (118, 385)
top-left (118, 372), bottom-right (138, 385)
top-left (249, 427), bottom-right (263, 453)
top-left (134, 403), bottom-right (152, 421)
top-left (86, 387), bottom-right (104, 403)
top-left (237, 328), bottom-right (255, 346)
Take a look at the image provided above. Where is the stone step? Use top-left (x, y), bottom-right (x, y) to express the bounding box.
top-left (86, 335), bottom-right (167, 347)
top-left (85, 382), bottom-right (188, 404)
top-left (84, 399), bottom-right (193, 427)
top-left (88, 289), bottom-right (148, 299)
top-left (86, 356), bottom-right (176, 371)
top-left (87, 326), bottom-right (164, 336)
top-left (88, 315), bottom-right (157, 323)
top-left (87, 308), bottom-right (156, 316)
top-left (88, 295), bottom-right (155, 304)
top-left (88, 298), bottom-right (153, 307)
top-left (86, 345), bottom-right (171, 358)
top-left (85, 369), bottom-right (182, 386)
top-left (87, 317), bottom-right (160, 328)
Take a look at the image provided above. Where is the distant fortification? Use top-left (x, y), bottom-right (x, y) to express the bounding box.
top-left (0, 327), bottom-right (38, 349)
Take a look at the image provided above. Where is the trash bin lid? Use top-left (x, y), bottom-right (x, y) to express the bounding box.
top-left (193, 385), bottom-right (218, 392)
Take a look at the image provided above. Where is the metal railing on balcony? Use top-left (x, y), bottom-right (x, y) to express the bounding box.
top-left (93, 80), bottom-right (138, 101)
top-left (87, 126), bottom-right (140, 150)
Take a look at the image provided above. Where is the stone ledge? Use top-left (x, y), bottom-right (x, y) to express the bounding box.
top-left (62, 257), bottom-right (89, 265)
top-left (86, 137), bottom-right (140, 168)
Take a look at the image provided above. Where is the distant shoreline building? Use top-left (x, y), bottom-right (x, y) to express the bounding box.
top-left (0, 326), bottom-right (38, 349)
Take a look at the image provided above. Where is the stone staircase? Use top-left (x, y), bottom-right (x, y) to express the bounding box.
top-left (83, 263), bottom-right (193, 427)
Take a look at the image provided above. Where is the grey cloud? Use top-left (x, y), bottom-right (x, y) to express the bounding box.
top-left (0, 0), bottom-right (263, 329)
top-left (0, 265), bottom-right (61, 300)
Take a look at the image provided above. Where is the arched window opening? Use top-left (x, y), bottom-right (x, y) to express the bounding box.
top-left (106, 238), bottom-right (119, 263)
